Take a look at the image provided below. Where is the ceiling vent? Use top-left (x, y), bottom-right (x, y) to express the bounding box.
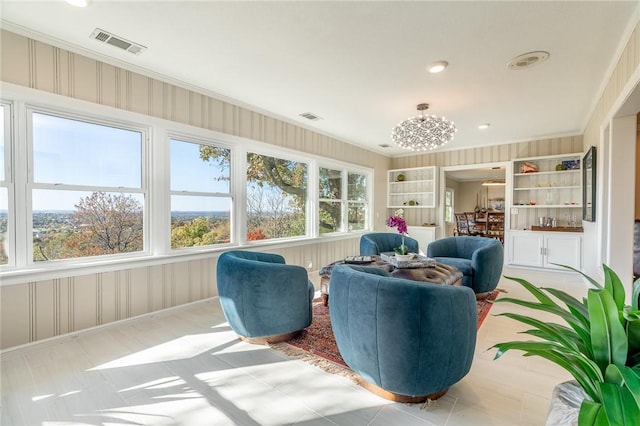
top-left (378, 144), bottom-right (391, 148)
top-left (90, 28), bottom-right (146, 55)
top-left (507, 51), bottom-right (549, 70)
top-left (299, 112), bottom-right (322, 121)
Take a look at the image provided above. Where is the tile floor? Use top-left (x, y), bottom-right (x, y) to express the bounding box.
top-left (1, 266), bottom-right (586, 425)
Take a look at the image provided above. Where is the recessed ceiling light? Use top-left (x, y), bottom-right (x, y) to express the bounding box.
top-left (66, 0), bottom-right (89, 7)
top-left (428, 61), bottom-right (449, 73)
top-left (507, 51), bottom-right (550, 70)
top-left (478, 123), bottom-right (491, 129)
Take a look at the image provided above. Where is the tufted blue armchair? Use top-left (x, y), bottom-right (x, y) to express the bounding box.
top-left (329, 264), bottom-right (477, 402)
top-left (216, 250), bottom-right (314, 344)
top-left (427, 236), bottom-right (503, 296)
top-left (359, 232), bottom-right (419, 256)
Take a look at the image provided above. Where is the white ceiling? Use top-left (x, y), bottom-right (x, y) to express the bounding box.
top-left (1, 1), bottom-right (638, 157)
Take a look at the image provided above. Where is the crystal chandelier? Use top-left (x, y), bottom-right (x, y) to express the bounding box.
top-left (391, 103), bottom-right (457, 151)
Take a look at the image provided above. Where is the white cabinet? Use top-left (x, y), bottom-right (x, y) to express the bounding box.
top-left (407, 226), bottom-right (437, 255)
top-left (387, 166), bottom-right (437, 208)
top-left (508, 230), bottom-right (582, 270)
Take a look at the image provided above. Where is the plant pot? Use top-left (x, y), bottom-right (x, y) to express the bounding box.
top-left (395, 253), bottom-right (414, 262)
top-left (546, 380), bottom-right (586, 426)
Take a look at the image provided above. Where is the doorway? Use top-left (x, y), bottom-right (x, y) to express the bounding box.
top-left (439, 161), bottom-right (511, 244)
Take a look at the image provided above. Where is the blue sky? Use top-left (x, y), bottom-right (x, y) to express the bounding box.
top-left (26, 114), bottom-right (231, 212)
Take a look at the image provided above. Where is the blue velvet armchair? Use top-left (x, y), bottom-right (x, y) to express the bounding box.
top-left (426, 236), bottom-right (503, 296)
top-left (359, 232), bottom-right (419, 255)
top-left (329, 264), bottom-right (477, 402)
top-left (216, 250), bottom-right (314, 344)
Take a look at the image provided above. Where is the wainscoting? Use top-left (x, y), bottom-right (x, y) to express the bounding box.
top-left (1, 237), bottom-right (360, 350)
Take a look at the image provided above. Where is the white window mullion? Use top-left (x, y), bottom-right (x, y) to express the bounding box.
top-left (307, 161), bottom-right (318, 238)
top-left (341, 169), bottom-right (348, 232)
top-left (151, 126), bottom-right (169, 255)
top-left (234, 144), bottom-right (246, 245)
top-left (14, 100), bottom-right (29, 268)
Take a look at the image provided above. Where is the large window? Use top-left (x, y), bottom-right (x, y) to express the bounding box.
top-left (30, 112), bottom-right (145, 261)
top-left (170, 138), bottom-right (231, 248)
top-left (319, 168), bottom-right (368, 233)
top-left (1, 88), bottom-right (373, 275)
top-left (347, 172), bottom-right (368, 231)
top-left (445, 188), bottom-right (454, 223)
top-left (0, 104), bottom-right (10, 265)
top-left (319, 167), bottom-right (342, 233)
top-left (246, 153), bottom-right (307, 240)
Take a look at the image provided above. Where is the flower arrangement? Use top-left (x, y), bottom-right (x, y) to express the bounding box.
top-left (386, 209), bottom-right (409, 255)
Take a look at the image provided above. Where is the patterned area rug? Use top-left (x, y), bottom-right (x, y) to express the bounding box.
top-left (269, 289), bottom-right (501, 375)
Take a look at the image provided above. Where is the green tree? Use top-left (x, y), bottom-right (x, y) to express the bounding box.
top-left (171, 216), bottom-right (227, 248)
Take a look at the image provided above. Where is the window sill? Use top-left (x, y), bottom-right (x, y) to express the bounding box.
top-left (0, 233), bottom-right (361, 286)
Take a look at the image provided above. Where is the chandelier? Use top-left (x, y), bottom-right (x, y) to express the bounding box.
top-left (391, 103), bottom-right (457, 151)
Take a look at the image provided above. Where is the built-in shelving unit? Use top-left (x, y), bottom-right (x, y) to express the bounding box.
top-left (511, 153), bottom-right (583, 230)
top-left (387, 166), bottom-right (437, 208)
top-left (508, 153), bottom-right (583, 271)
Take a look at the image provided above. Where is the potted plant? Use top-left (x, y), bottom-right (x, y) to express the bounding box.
top-left (386, 209), bottom-right (412, 260)
top-left (491, 264), bottom-right (640, 425)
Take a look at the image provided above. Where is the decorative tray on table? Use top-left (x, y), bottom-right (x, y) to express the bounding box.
top-left (380, 252), bottom-right (436, 268)
top-left (344, 255), bottom-right (373, 264)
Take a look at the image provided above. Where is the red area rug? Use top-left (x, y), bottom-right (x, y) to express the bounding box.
top-left (270, 289), bottom-right (500, 371)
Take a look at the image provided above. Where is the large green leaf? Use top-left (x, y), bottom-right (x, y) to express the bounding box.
top-left (605, 365), bottom-right (640, 408)
top-left (550, 263), bottom-right (604, 290)
top-left (492, 341), bottom-right (602, 399)
top-left (603, 265), bottom-right (626, 312)
top-left (503, 275), bottom-right (558, 305)
top-left (496, 312), bottom-right (584, 352)
top-left (543, 286), bottom-right (590, 329)
top-left (599, 382), bottom-right (640, 425)
top-left (588, 289), bottom-right (628, 372)
top-left (633, 279), bottom-right (640, 311)
top-left (495, 297), bottom-right (590, 341)
top-left (625, 309), bottom-right (640, 361)
top-left (523, 329), bottom-right (589, 357)
top-left (579, 400), bottom-right (604, 426)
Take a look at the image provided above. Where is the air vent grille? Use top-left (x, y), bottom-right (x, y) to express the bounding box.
top-left (299, 112), bottom-right (322, 121)
top-left (507, 51), bottom-right (550, 70)
top-left (90, 28), bottom-right (146, 55)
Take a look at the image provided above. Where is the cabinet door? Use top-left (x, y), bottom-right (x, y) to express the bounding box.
top-left (509, 232), bottom-right (544, 267)
top-left (406, 226), bottom-right (436, 255)
top-left (544, 234), bottom-right (582, 270)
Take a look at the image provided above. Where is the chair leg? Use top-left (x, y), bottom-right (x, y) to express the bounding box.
top-left (355, 376), bottom-right (449, 403)
top-left (239, 331), bottom-right (301, 345)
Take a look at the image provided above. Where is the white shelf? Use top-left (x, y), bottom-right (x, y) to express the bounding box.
top-left (511, 153), bottom-right (583, 230)
top-left (387, 166), bottom-right (437, 209)
top-left (512, 204), bottom-right (582, 208)
top-left (514, 170), bottom-right (580, 177)
top-left (514, 186), bottom-right (580, 191)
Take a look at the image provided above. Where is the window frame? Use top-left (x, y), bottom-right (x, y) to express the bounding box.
top-left (318, 166), bottom-right (345, 234)
top-left (168, 134), bottom-right (235, 250)
top-left (318, 164), bottom-right (371, 235)
top-left (0, 102), bottom-right (14, 267)
top-left (0, 85), bottom-right (374, 282)
top-left (244, 148), bottom-right (310, 243)
top-left (26, 106), bottom-right (149, 265)
top-left (445, 188), bottom-right (454, 223)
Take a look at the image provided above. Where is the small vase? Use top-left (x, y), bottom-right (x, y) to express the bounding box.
top-left (395, 253), bottom-right (414, 262)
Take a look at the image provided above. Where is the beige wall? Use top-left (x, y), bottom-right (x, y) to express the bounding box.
top-left (636, 113), bottom-right (640, 220)
top-left (0, 30), bottom-right (383, 350)
top-left (390, 136), bottom-right (584, 228)
top-left (2, 16), bottom-right (639, 348)
top-left (581, 19), bottom-right (640, 279)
